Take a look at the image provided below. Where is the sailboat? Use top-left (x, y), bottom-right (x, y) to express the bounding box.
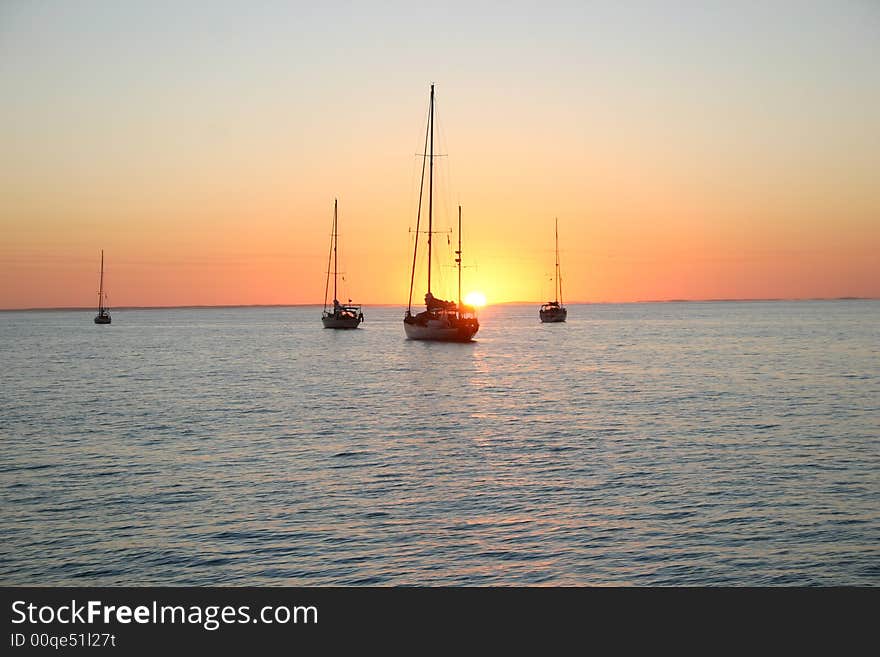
top-left (322, 198), bottom-right (364, 329)
top-left (403, 85), bottom-right (479, 342)
top-left (94, 250), bottom-right (111, 324)
top-left (539, 218), bottom-right (567, 323)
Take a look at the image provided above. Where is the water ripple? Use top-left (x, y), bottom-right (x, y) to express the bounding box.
top-left (0, 301), bottom-right (878, 585)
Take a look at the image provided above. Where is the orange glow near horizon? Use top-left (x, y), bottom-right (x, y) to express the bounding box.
top-left (1, 191), bottom-right (878, 309)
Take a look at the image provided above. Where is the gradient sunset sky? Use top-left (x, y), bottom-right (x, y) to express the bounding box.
top-left (2, 1), bottom-right (878, 309)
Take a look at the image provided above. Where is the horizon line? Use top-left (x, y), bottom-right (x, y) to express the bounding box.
top-left (2, 296), bottom-right (877, 312)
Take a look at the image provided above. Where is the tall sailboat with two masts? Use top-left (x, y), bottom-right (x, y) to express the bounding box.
top-left (539, 219), bottom-right (567, 323)
top-left (403, 84), bottom-right (479, 342)
top-left (94, 249), bottom-right (111, 324)
top-left (322, 199), bottom-right (364, 329)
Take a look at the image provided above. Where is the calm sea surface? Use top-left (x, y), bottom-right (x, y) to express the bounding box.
top-left (1, 301), bottom-right (878, 585)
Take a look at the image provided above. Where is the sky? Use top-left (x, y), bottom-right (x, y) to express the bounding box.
top-left (1, 0), bottom-right (878, 308)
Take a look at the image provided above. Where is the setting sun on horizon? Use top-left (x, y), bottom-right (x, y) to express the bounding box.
top-left (1, 3), bottom-right (878, 309)
top-left (464, 291), bottom-right (487, 308)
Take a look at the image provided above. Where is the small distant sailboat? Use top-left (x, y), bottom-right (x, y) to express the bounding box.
top-left (321, 198), bottom-right (364, 329)
top-left (403, 84), bottom-right (479, 342)
top-left (94, 249), bottom-right (111, 325)
top-left (539, 219), bottom-right (567, 323)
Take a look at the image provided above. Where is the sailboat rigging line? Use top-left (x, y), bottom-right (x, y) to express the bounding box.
top-left (427, 84), bottom-right (435, 297)
top-left (457, 205), bottom-right (462, 309)
top-left (323, 201), bottom-right (334, 313)
top-left (556, 217), bottom-right (564, 305)
top-left (98, 249), bottom-right (104, 313)
top-left (407, 96), bottom-right (431, 315)
top-left (434, 102), bottom-right (458, 244)
top-left (333, 200), bottom-right (338, 304)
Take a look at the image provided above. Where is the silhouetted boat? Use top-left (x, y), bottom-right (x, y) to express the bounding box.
top-left (539, 218), bottom-right (567, 323)
top-left (322, 198), bottom-right (364, 329)
top-left (94, 249), bottom-right (111, 325)
top-left (403, 85), bottom-right (479, 342)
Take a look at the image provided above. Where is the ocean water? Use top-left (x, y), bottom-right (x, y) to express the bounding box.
top-left (1, 301), bottom-right (878, 586)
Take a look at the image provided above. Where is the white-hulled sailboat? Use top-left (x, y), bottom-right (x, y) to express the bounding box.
top-left (94, 249), bottom-right (111, 324)
top-left (322, 198), bottom-right (364, 329)
top-left (403, 84), bottom-right (479, 342)
top-left (539, 218), bottom-right (567, 323)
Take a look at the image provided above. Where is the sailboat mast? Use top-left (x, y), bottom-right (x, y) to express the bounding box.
top-left (98, 249), bottom-right (104, 312)
top-left (408, 107), bottom-right (431, 315)
top-left (333, 198), bottom-right (338, 304)
top-left (323, 203), bottom-right (332, 312)
top-left (457, 205), bottom-right (462, 309)
top-left (555, 218), bottom-right (563, 305)
top-left (427, 84), bottom-right (434, 296)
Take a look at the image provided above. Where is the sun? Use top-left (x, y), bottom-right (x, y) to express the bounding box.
top-left (464, 291), bottom-right (487, 307)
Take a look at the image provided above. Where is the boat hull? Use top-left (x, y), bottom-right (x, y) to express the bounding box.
top-left (539, 308), bottom-right (567, 323)
top-left (322, 315), bottom-right (362, 329)
top-left (404, 318), bottom-right (478, 342)
top-left (94, 314), bottom-right (111, 325)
